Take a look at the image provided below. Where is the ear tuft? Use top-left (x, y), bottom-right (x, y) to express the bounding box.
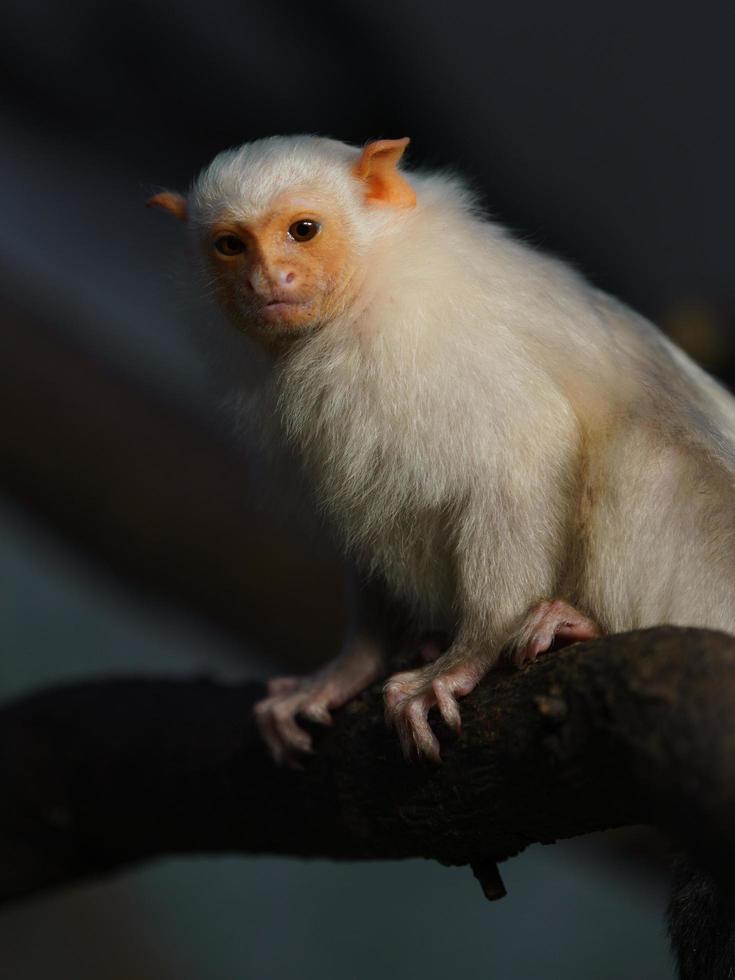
top-left (146, 191), bottom-right (188, 222)
top-left (352, 137), bottom-right (416, 209)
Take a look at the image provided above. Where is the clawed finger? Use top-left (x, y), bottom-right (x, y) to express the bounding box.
top-left (395, 699), bottom-right (441, 764)
top-left (432, 679), bottom-right (462, 735)
top-left (528, 626), bottom-right (556, 659)
top-left (254, 699), bottom-right (288, 765)
top-left (555, 620), bottom-right (600, 644)
top-left (254, 694), bottom-right (314, 766)
top-left (300, 700), bottom-right (333, 725)
top-left (383, 674), bottom-right (413, 728)
top-left (273, 705), bottom-right (314, 754)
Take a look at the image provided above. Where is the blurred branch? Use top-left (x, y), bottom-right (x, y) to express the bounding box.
top-left (0, 302), bottom-right (343, 667)
top-left (2, 627), bottom-right (735, 911)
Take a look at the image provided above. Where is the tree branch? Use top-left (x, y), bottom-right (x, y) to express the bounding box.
top-left (2, 627), bottom-right (735, 909)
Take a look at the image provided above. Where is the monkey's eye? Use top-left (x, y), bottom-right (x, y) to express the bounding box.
top-left (213, 234), bottom-right (246, 256)
top-left (288, 220), bottom-right (320, 243)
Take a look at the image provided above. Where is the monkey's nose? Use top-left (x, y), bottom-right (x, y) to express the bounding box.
top-left (248, 264), bottom-right (297, 297)
top-left (277, 269), bottom-right (297, 287)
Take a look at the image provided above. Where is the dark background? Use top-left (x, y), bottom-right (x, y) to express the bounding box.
top-left (2, 1), bottom-right (734, 976)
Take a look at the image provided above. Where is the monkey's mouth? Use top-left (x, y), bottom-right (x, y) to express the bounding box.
top-left (261, 297), bottom-right (313, 322)
top-left (265, 299), bottom-right (296, 310)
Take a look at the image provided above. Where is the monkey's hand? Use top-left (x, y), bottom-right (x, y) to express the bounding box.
top-left (254, 638), bottom-right (385, 767)
top-left (508, 599), bottom-right (601, 666)
top-left (383, 650), bottom-right (492, 764)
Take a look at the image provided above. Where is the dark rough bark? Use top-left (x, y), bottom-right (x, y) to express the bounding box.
top-left (2, 626), bottom-right (735, 913)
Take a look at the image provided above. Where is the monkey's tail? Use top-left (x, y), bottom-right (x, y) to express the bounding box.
top-left (668, 853), bottom-right (735, 979)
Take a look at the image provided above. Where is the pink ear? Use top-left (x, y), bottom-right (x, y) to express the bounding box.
top-left (145, 191), bottom-right (188, 221)
top-left (352, 137), bottom-right (416, 209)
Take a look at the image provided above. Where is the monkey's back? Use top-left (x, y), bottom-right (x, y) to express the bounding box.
top-left (569, 293), bottom-right (735, 635)
top-left (276, 170), bottom-right (735, 639)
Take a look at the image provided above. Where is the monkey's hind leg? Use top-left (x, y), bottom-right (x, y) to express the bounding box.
top-left (508, 599), bottom-right (600, 665)
top-left (383, 601), bottom-right (600, 764)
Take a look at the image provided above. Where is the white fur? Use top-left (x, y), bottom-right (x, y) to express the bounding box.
top-left (194, 136), bottom-right (735, 660)
top-left (190, 135), bottom-right (363, 234)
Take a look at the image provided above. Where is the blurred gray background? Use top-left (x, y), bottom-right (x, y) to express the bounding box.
top-left (3, 0), bottom-right (734, 975)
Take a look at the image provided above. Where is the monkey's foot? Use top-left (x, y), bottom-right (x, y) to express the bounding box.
top-left (510, 599), bottom-right (600, 666)
top-left (383, 655), bottom-right (489, 764)
top-left (254, 642), bottom-right (384, 767)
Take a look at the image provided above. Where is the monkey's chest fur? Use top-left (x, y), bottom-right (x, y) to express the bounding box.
top-left (305, 430), bottom-right (460, 623)
top-left (276, 342), bottom-right (466, 624)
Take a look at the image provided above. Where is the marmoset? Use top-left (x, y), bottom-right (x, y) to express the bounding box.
top-left (149, 135), bottom-right (735, 767)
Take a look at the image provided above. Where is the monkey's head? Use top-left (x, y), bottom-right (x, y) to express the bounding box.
top-left (147, 136), bottom-right (415, 350)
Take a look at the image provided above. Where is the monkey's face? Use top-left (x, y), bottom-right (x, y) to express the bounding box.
top-left (148, 136), bottom-right (415, 349)
top-left (205, 191), bottom-right (358, 346)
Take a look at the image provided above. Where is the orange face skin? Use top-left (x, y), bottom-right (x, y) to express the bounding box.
top-left (207, 192), bottom-right (359, 351)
